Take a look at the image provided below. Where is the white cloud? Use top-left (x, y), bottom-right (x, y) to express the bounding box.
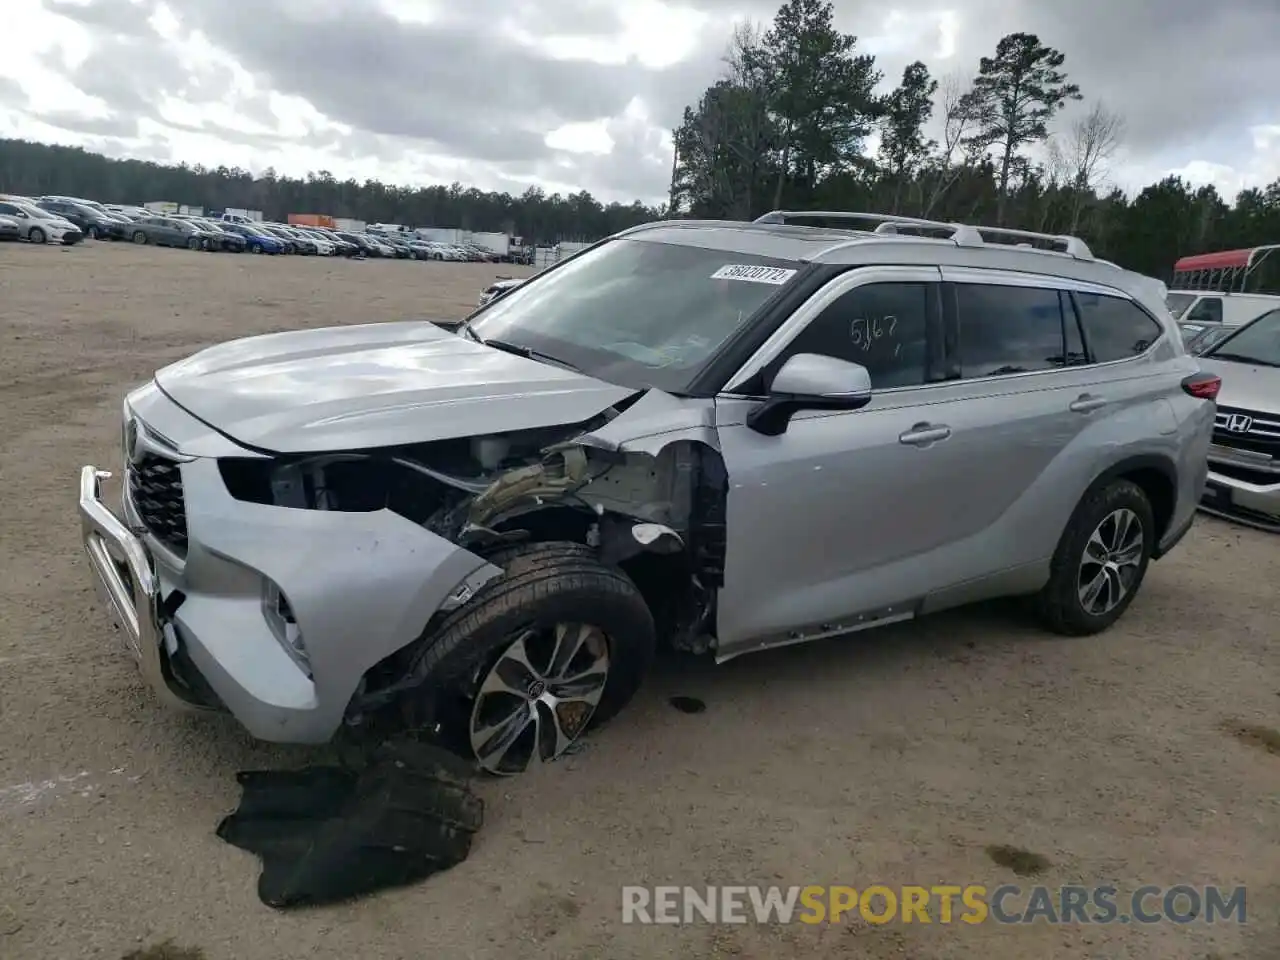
top-left (0, 0), bottom-right (1277, 206)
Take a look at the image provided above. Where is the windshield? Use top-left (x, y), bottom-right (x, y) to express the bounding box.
top-left (1203, 309), bottom-right (1280, 366)
top-left (1166, 293), bottom-right (1197, 318)
top-left (466, 237), bottom-right (802, 393)
top-left (1187, 325), bottom-right (1237, 355)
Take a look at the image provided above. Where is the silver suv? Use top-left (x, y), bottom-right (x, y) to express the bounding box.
top-left (79, 211), bottom-right (1217, 776)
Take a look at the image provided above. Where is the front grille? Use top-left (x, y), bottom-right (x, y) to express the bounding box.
top-left (1212, 405), bottom-right (1280, 455)
top-left (128, 454), bottom-right (188, 552)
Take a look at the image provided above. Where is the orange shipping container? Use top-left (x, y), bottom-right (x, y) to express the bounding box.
top-left (288, 213), bottom-right (336, 228)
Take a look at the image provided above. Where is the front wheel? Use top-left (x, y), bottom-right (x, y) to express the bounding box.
top-left (86, 225), bottom-right (100, 240)
top-left (28, 227), bottom-right (46, 244)
top-left (132, 231), bottom-right (147, 244)
top-left (187, 237), bottom-right (201, 250)
top-left (408, 542), bottom-right (656, 776)
top-left (1033, 479), bottom-right (1155, 635)
top-left (250, 242), bottom-right (262, 254)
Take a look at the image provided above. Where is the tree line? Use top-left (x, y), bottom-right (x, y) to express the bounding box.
top-left (1, 0), bottom-right (1277, 284)
top-left (671, 0), bottom-right (1279, 284)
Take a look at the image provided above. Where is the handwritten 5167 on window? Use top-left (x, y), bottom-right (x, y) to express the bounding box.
top-left (850, 316), bottom-right (900, 356)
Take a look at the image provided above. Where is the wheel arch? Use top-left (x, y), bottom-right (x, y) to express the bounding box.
top-left (1084, 453), bottom-right (1177, 547)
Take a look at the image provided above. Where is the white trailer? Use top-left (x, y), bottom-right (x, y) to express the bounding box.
top-left (469, 231), bottom-right (510, 258)
top-left (222, 207), bottom-right (264, 223)
top-left (334, 217), bottom-right (367, 233)
top-left (414, 227), bottom-right (463, 244)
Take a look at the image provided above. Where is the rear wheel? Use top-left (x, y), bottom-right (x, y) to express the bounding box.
top-left (29, 227), bottom-right (46, 244)
top-left (1034, 479), bottom-right (1155, 635)
top-left (86, 225), bottom-right (100, 240)
top-left (132, 230), bottom-right (147, 244)
top-left (187, 237), bottom-right (201, 250)
top-left (406, 542), bottom-right (656, 776)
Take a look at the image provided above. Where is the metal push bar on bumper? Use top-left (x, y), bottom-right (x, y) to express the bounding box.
top-left (77, 465), bottom-right (203, 712)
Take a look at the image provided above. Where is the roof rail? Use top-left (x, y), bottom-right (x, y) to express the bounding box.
top-left (755, 209), bottom-right (1095, 261)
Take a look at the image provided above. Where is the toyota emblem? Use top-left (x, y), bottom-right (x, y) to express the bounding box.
top-left (1225, 413), bottom-right (1253, 434)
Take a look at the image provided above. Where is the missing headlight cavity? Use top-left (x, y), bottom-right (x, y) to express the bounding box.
top-left (217, 421), bottom-right (602, 528)
top-left (221, 404), bottom-right (728, 664)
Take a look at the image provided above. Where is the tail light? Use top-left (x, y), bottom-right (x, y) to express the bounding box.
top-left (1182, 372), bottom-right (1221, 400)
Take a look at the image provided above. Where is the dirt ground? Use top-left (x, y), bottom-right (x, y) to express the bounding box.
top-left (0, 240), bottom-right (1276, 960)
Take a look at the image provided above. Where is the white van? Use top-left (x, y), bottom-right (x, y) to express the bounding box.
top-left (1168, 245), bottom-right (1280, 325)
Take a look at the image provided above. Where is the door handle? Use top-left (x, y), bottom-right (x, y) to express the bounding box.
top-left (1069, 394), bottom-right (1108, 413)
top-left (898, 422), bottom-right (952, 446)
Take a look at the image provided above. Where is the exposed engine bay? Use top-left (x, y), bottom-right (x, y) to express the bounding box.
top-left (216, 400), bottom-right (728, 667)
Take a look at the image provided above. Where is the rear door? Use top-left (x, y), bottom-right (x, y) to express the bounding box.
top-left (939, 268), bottom-right (1179, 567)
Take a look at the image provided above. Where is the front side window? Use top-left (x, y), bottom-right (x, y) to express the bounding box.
top-left (953, 284), bottom-right (1068, 378)
top-left (467, 238), bottom-right (801, 393)
top-left (1202, 309), bottom-right (1280, 367)
top-left (1074, 292), bottom-right (1163, 363)
top-left (777, 282), bottom-right (932, 388)
top-left (1184, 297), bottom-right (1223, 324)
top-left (1166, 293), bottom-right (1197, 318)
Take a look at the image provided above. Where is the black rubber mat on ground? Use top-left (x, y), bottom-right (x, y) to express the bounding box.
top-left (217, 739), bottom-right (484, 908)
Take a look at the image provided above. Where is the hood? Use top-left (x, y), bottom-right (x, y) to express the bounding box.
top-left (1198, 357), bottom-right (1280, 414)
top-left (154, 320), bottom-right (639, 454)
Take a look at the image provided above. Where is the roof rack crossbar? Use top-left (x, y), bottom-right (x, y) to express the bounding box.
top-left (754, 209), bottom-right (1094, 261)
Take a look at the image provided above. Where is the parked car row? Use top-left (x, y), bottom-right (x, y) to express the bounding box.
top-left (0, 192), bottom-right (506, 263)
top-left (0, 196), bottom-right (85, 245)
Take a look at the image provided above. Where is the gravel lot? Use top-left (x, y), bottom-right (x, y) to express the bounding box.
top-left (0, 241), bottom-right (1276, 960)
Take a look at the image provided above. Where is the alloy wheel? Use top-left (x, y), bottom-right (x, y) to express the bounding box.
top-left (1076, 508), bottom-right (1144, 616)
top-left (468, 622), bottom-right (611, 776)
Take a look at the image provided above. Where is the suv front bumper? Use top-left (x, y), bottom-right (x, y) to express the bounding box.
top-left (77, 456), bottom-right (502, 743)
top-left (1200, 444), bottom-right (1280, 532)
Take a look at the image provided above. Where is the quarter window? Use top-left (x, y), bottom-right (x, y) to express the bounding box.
top-left (778, 282), bottom-right (932, 388)
top-left (953, 283), bottom-right (1068, 378)
top-left (1073, 292), bottom-right (1163, 362)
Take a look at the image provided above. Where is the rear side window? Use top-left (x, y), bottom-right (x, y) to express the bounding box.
top-left (953, 283), bottom-right (1067, 378)
top-left (780, 282), bottom-right (932, 388)
top-left (1073, 292), bottom-right (1163, 362)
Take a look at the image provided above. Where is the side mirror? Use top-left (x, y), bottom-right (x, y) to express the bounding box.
top-left (746, 353), bottom-right (873, 436)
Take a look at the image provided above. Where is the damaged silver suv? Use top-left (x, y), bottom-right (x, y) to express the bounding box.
top-left (79, 211), bottom-right (1218, 775)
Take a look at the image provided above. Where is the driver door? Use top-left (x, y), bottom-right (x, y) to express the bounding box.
top-left (713, 265), bottom-right (968, 657)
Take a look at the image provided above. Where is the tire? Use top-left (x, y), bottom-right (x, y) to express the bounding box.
top-left (406, 541), bottom-right (656, 775)
top-left (1033, 479), bottom-right (1155, 636)
top-left (87, 225), bottom-right (100, 240)
top-left (250, 243), bottom-right (262, 254)
top-left (187, 237), bottom-right (201, 250)
top-left (29, 227), bottom-right (46, 244)
top-left (132, 231), bottom-right (147, 244)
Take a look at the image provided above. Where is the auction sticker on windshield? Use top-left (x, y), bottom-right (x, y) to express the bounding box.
top-left (711, 264), bottom-right (798, 285)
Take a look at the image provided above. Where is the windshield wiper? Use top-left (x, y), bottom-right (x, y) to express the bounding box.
top-left (1207, 352), bottom-right (1280, 368)
top-left (477, 336), bottom-right (583, 373)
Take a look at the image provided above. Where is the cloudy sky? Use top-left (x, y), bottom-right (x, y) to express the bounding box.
top-left (2, 0), bottom-right (1278, 206)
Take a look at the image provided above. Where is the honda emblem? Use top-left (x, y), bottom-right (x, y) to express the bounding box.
top-left (1225, 413), bottom-right (1253, 434)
